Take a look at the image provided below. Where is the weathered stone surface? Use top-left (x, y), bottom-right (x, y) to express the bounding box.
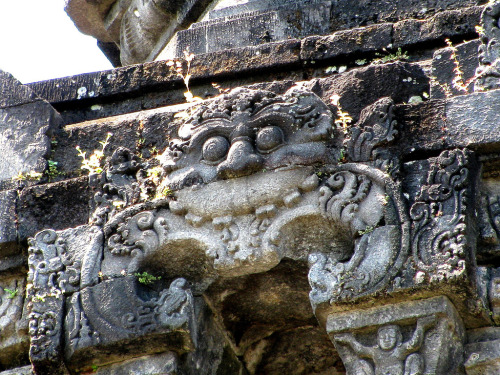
top-left (0, 277), bottom-right (28, 370)
top-left (301, 23), bottom-right (392, 62)
top-left (91, 351), bottom-right (178, 374)
top-left (64, 0), bottom-right (117, 42)
top-left (17, 177), bottom-right (91, 241)
top-left (475, 0), bottom-right (500, 91)
top-left (430, 40), bottom-right (480, 99)
top-left (0, 190), bottom-right (19, 257)
top-left (310, 62), bottom-right (429, 121)
top-left (0, 365), bottom-right (33, 375)
top-left (0, 71), bottom-right (59, 182)
top-left (65, 277), bottom-right (196, 372)
top-left (328, 296), bottom-right (465, 375)
top-left (162, 1), bottom-right (331, 58)
top-left (0, 70), bottom-right (39, 108)
top-left (393, 6), bottom-right (482, 48)
top-left (465, 327), bottom-right (500, 374)
top-left (445, 90), bottom-right (500, 152)
top-left (489, 267), bottom-right (500, 325)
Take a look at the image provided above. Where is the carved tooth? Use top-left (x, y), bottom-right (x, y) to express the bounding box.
top-left (185, 213), bottom-right (205, 227)
top-left (300, 174), bottom-right (320, 192)
top-left (283, 190), bottom-right (301, 208)
top-left (212, 216), bottom-right (233, 230)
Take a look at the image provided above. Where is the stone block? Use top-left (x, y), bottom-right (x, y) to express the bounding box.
top-left (430, 40), bottom-right (480, 99)
top-left (328, 296), bottom-right (465, 375)
top-left (17, 177), bottom-right (91, 241)
top-left (0, 70), bottom-right (39, 109)
top-left (91, 352), bottom-right (178, 375)
top-left (301, 23), bottom-right (393, 62)
top-left (0, 190), bottom-right (19, 257)
top-left (0, 71), bottom-right (60, 182)
top-left (310, 62), bottom-right (428, 121)
top-left (0, 277), bottom-right (29, 370)
top-left (64, 277), bottom-right (197, 372)
top-left (465, 327), bottom-right (500, 375)
top-left (393, 6), bottom-right (482, 48)
top-left (445, 89), bottom-right (500, 152)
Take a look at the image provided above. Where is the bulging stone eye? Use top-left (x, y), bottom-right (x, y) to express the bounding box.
top-left (202, 136), bottom-right (229, 163)
top-left (256, 126), bottom-right (284, 152)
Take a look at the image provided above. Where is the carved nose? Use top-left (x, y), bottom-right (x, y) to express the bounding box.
top-left (217, 139), bottom-right (263, 179)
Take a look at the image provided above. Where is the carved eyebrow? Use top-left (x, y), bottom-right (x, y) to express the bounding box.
top-left (188, 119), bottom-right (234, 149)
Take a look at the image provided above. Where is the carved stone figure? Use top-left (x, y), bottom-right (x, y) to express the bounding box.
top-left (475, 0), bottom-right (500, 91)
top-left (328, 297), bottom-right (465, 375)
top-left (335, 317), bottom-right (435, 375)
top-left (409, 149), bottom-right (473, 283)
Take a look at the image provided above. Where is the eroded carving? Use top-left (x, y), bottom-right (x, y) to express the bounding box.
top-left (308, 164), bottom-right (409, 306)
top-left (91, 147), bottom-right (141, 226)
top-left (158, 86), bottom-right (334, 190)
top-left (475, 0), bottom-right (500, 91)
top-left (27, 229), bottom-right (80, 374)
top-left (64, 277), bottom-right (196, 368)
top-left (327, 296), bottom-right (465, 375)
top-left (345, 97), bottom-right (398, 172)
top-left (335, 317), bottom-right (435, 375)
top-left (409, 149), bottom-right (472, 283)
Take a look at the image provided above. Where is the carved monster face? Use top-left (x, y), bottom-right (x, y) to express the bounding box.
top-left (159, 87), bottom-right (334, 190)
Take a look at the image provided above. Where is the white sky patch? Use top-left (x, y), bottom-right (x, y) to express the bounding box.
top-left (0, 0), bottom-right (113, 83)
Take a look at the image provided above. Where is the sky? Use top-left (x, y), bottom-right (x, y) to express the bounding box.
top-left (0, 0), bottom-right (113, 84)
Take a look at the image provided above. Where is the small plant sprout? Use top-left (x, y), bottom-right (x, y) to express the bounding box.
top-left (358, 226), bottom-right (375, 236)
top-left (12, 170), bottom-right (43, 182)
top-left (155, 186), bottom-right (174, 199)
top-left (166, 48), bottom-right (203, 106)
top-left (135, 272), bottom-right (161, 285)
top-left (4, 288), bottom-right (18, 299)
top-left (331, 94), bottom-right (352, 134)
top-left (372, 48), bottom-right (409, 64)
top-left (76, 132), bottom-right (112, 175)
top-left (46, 160), bottom-right (62, 181)
top-left (338, 148), bottom-right (346, 163)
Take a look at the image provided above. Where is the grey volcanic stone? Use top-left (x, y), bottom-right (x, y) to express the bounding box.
top-left (465, 327), bottom-right (500, 374)
top-left (0, 71), bottom-right (60, 182)
top-left (17, 177), bottom-right (91, 241)
top-left (0, 190), bottom-right (18, 257)
top-left (430, 40), bottom-right (481, 99)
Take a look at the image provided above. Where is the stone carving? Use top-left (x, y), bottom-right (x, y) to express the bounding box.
top-left (327, 296), bottom-right (465, 375)
top-left (409, 149), bottom-right (472, 283)
top-left (64, 277), bottom-right (196, 370)
top-left (91, 147), bottom-right (141, 226)
top-left (158, 86), bottom-right (334, 190)
top-left (27, 229), bottom-right (81, 296)
top-left (27, 229), bottom-right (82, 374)
top-left (477, 193), bottom-right (500, 246)
top-left (345, 97), bottom-right (398, 169)
top-left (489, 267), bottom-right (500, 325)
top-left (475, 0), bottom-right (500, 91)
top-left (335, 317), bottom-right (435, 375)
top-left (308, 163), bottom-right (409, 306)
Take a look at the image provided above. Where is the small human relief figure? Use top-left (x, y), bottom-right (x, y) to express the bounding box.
top-left (335, 315), bottom-right (436, 375)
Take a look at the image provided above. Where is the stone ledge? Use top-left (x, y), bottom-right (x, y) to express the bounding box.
top-left (27, 6), bottom-right (481, 111)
